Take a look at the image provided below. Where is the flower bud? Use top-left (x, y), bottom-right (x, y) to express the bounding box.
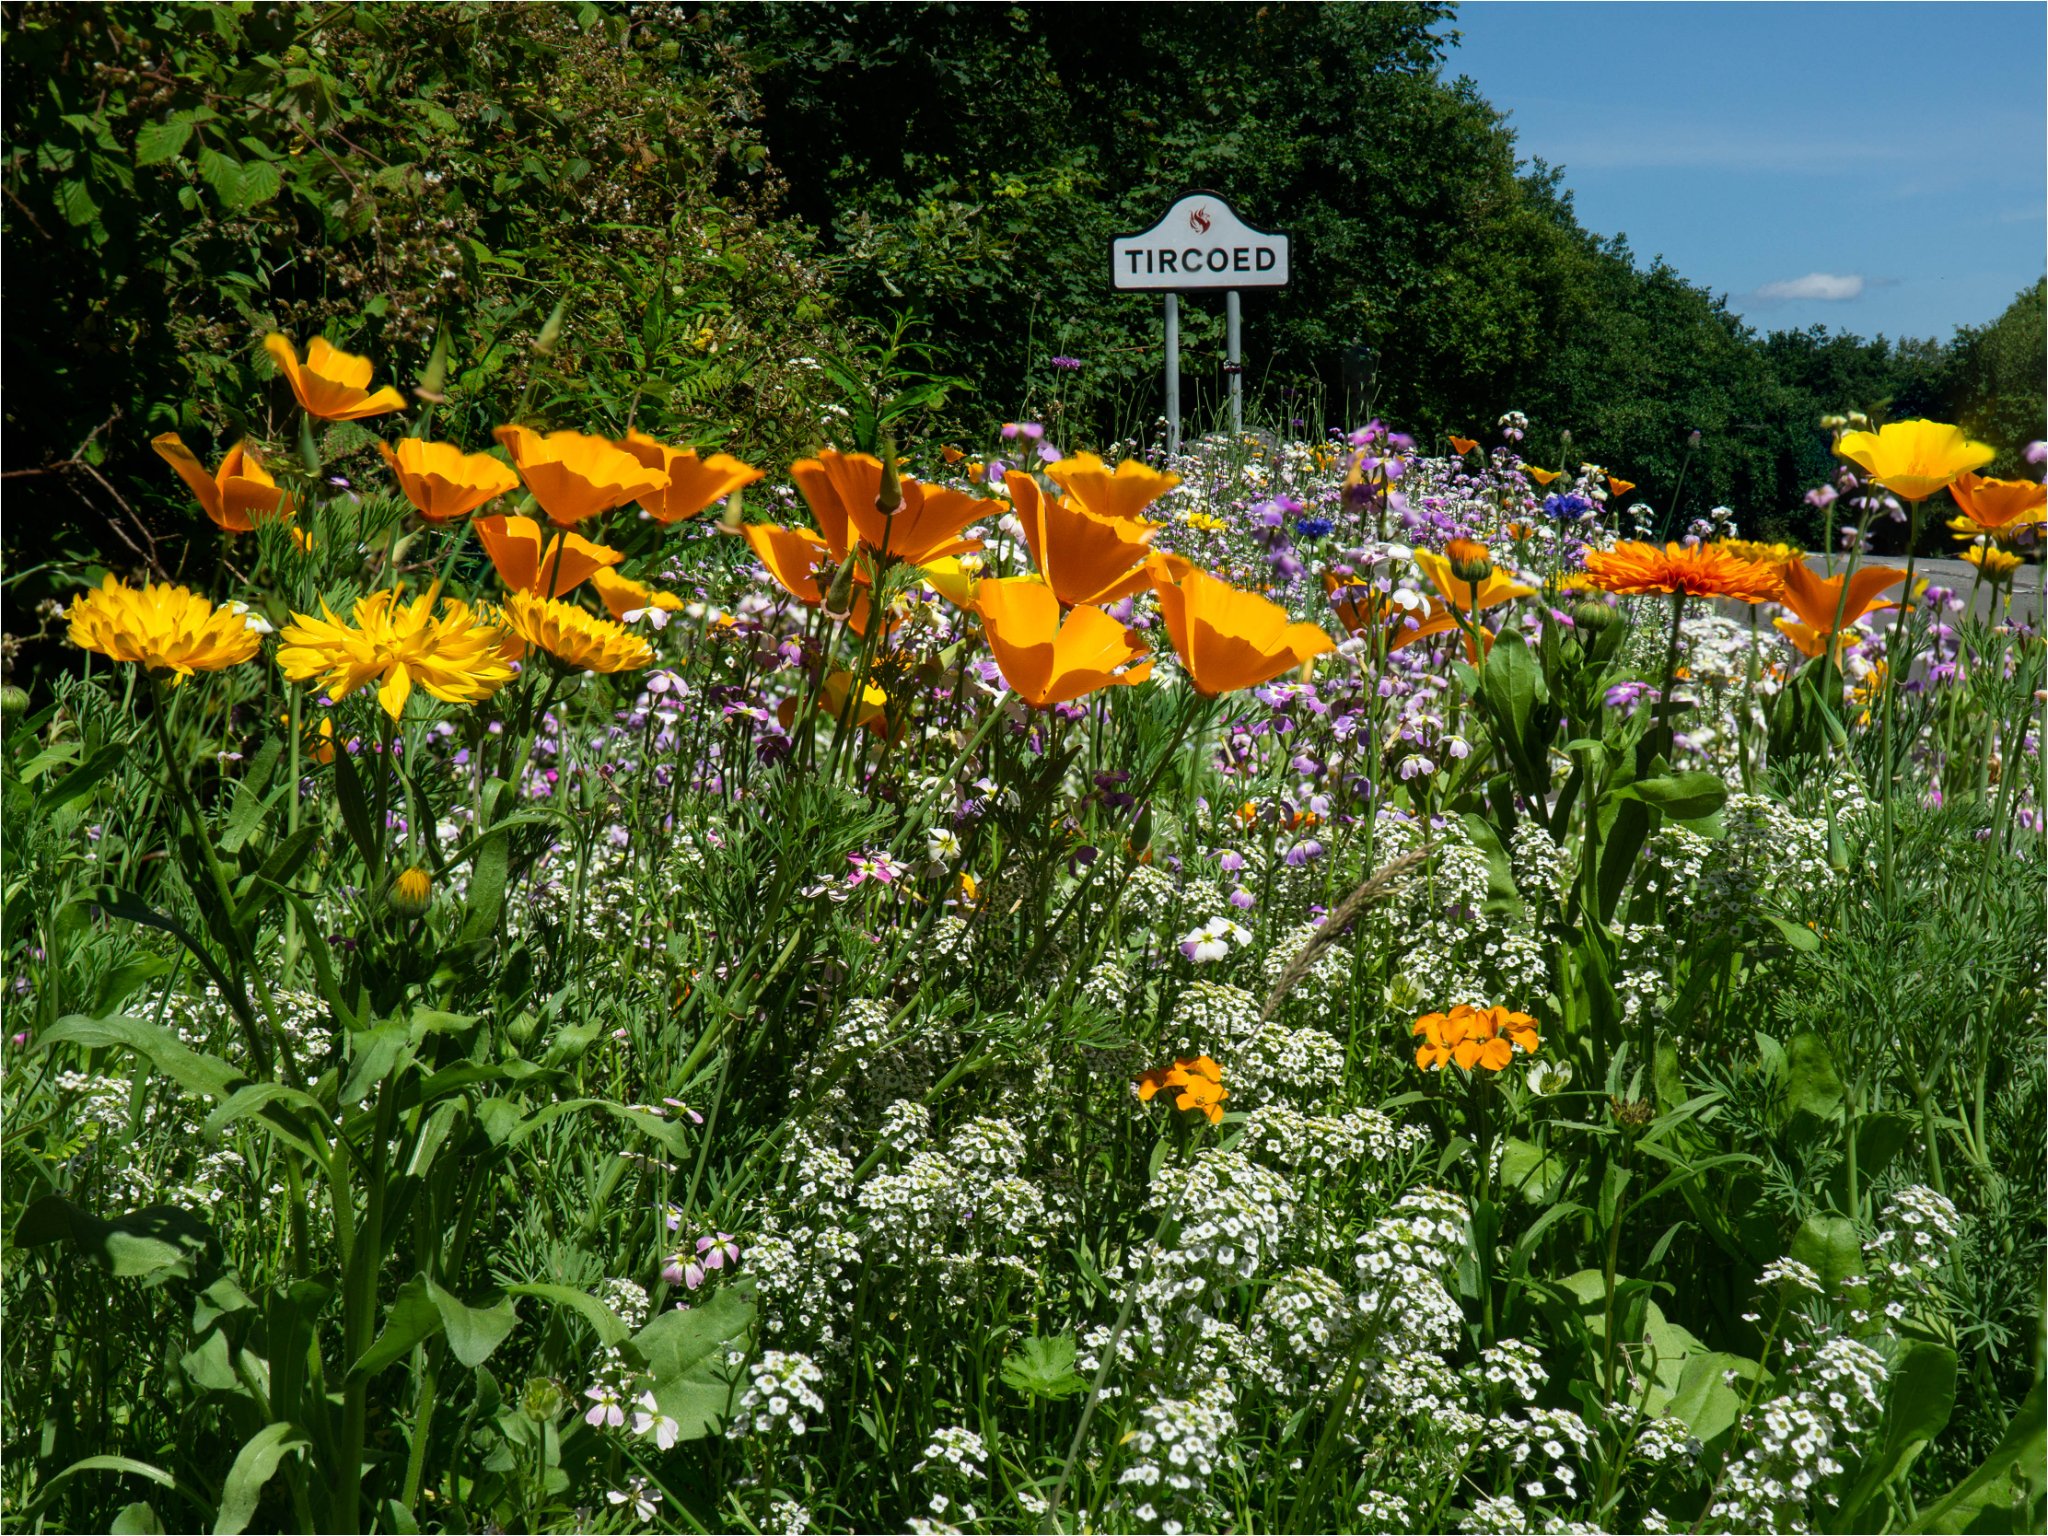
top-left (0, 684), bottom-right (27, 719)
top-left (1446, 538), bottom-right (1494, 585)
top-left (875, 431), bottom-right (903, 516)
top-left (521, 1376), bottom-right (566, 1423)
top-left (413, 324), bottom-right (451, 404)
top-left (534, 297), bottom-right (568, 357)
top-left (1571, 598), bottom-right (1619, 633)
top-left (822, 553), bottom-right (859, 621)
top-left (388, 865), bottom-right (433, 919)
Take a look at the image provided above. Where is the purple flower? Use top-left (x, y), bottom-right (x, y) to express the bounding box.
top-left (1049, 355), bottom-right (1082, 371)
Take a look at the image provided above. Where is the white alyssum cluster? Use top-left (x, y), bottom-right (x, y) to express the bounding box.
top-left (729, 1350), bottom-right (827, 1439)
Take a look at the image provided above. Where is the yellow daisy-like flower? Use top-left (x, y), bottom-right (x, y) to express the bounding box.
top-left (276, 587), bottom-right (515, 720)
top-left (501, 591), bottom-right (654, 673)
top-left (1963, 544), bottom-right (2026, 585)
top-left (67, 575), bottom-right (261, 683)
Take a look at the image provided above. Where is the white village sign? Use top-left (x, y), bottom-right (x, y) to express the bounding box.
top-left (1110, 191), bottom-right (1291, 450)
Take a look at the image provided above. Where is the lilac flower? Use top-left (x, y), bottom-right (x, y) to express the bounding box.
top-left (1049, 355), bottom-right (1082, 371)
top-left (846, 850), bottom-right (906, 886)
top-left (584, 1382), bottom-right (627, 1429)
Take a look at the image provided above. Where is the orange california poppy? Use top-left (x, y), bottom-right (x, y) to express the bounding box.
top-left (1149, 560), bottom-right (1335, 696)
top-left (1578, 541), bottom-right (1783, 603)
top-left (791, 450), bottom-right (987, 565)
top-left (150, 434), bottom-right (292, 532)
top-left (1607, 476), bottom-right (1636, 498)
top-left (474, 513), bottom-right (622, 598)
top-left (1504, 521), bottom-right (1536, 542)
top-left (1525, 466), bottom-right (1562, 486)
top-left (1413, 1004), bottom-right (1540, 1072)
top-left (262, 333), bottom-right (408, 422)
top-left (493, 425), bottom-right (671, 527)
top-left (1323, 572), bottom-right (1461, 654)
top-left (1835, 419), bottom-right (1996, 503)
top-left (740, 522), bottom-right (889, 636)
top-left (940, 444), bottom-right (966, 464)
top-left (1412, 547), bottom-right (1535, 615)
top-left (1949, 471), bottom-right (2047, 534)
top-left (377, 439), bottom-right (520, 523)
top-left (1006, 471), bottom-right (1156, 607)
top-left (1135, 1054), bottom-right (1227, 1124)
top-left (1771, 558), bottom-right (1904, 659)
top-left (1043, 451), bottom-right (1180, 524)
top-left (616, 431), bottom-right (764, 524)
top-left (975, 577), bottom-right (1153, 708)
top-left (590, 567), bottom-right (684, 623)
top-left (1449, 436), bottom-right (1479, 456)
top-left (777, 669), bottom-right (894, 738)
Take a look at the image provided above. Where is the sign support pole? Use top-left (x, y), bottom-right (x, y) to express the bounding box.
top-left (1163, 292), bottom-right (1180, 458)
top-left (1226, 289), bottom-right (1242, 436)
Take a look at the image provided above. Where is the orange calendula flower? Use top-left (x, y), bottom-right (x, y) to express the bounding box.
top-left (1771, 559), bottom-right (1905, 659)
top-left (1578, 541), bottom-right (1782, 603)
top-left (68, 575), bottom-right (262, 682)
top-left (1007, 470), bottom-right (1156, 607)
top-left (1413, 1004), bottom-right (1541, 1073)
top-left (1835, 419), bottom-right (1996, 503)
top-left (975, 577), bottom-right (1153, 708)
top-left (263, 333), bottom-right (407, 421)
top-left (1149, 560), bottom-right (1334, 697)
top-left (1412, 546), bottom-right (1535, 614)
top-left (1607, 476), bottom-right (1636, 498)
top-left (616, 431), bottom-right (764, 523)
top-left (791, 450), bottom-right (986, 565)
top-left (1525, 466), bottom-right (1562, 487)
top-left (376, 439), bottom-right (520, 523)
top-left (151, 434), bottom-right (293, 533)
top-left (474, 513), bottom-right (623, 598)
top-left (1043, 451), bottom-right (1180, 524)
top-left (276, 587), bottom-right (514, 720)
top-left (501, 591), bottom-right (653, 673)
top-left (590, 567), bottom-right (685, 623)
top-left (1449, 435), bottom-right (1479, 456)
top-left (1135, 1054), bottom-right (1227, 1124)
top-left (1949, 471), bottom-right (2047, 535)
top-left (493, 425), bottom-right (670, 527)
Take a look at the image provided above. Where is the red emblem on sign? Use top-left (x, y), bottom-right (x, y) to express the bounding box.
top-left (1189, 206), bottom-right (1212, 234)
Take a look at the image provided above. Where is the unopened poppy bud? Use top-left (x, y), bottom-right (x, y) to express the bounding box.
top-left (875, 432), bottom-right (903, 515)
top-left (1446, 538), bottom-right (1494, 585)
top-left (1687, 428), bottom-right (1703, 448)
top-left (0, 684), bottom-right (26, 718)
top-left (1572, 598), bottom-right (1619, 633)
top-left (822, 552), bottom-right (859, 620)
top-left (413, 324), bottom-right (450, 404)
top-left (534, 297), bottom-right (568, 357)
top-left (1559, 428), bottom-right (1572, 447)
top-left (1827, 821), bottom-right (1849, 873)
top-left (388, 865), bottom-right (433, 919)
top-left (718, 486), bottom-right (745, 533)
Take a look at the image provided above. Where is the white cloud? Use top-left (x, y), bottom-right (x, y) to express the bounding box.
top-left (1752, 273), bottom-right (1867, 302)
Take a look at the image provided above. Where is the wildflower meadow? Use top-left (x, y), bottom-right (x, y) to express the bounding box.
top-left (6, 325), bottom-right (2044, 1536)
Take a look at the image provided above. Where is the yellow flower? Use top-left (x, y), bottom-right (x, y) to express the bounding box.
top-left (151, 434), bottom-right (293, 533)
top-left (263, 333), bottom-right (408, 421)
top-left (388, 866), bottom-right (433, 919)
top-left (589, 567), bottom-right (685, 623)
top-left (1834, 419), bottom-right (1995, 503)
top-left (1716, 537), bottom-right (1804, 566)
top-left (1135, 1055), bottom-right (1227, 1124)
top-left (1413, 1004), bottom-right (1540, 1073)
top-left (501, 591), bottom-right (653, 673)
top-left (1524, 466), bottom-right (1562, 487)
top-left (1963, 544), bottom-right (2026, 585)
top-left (1043, 451), bottom-right (1180, 523)
top-left (377, 439), bottom-right (520, 523)
top-left (67, 575), bottom-right (261, 683)
top-left (1413, 546), bottom-right (1536, 613)
top-left (493, 425), bottom-right (671, 528)
top-left (1184, 511), bottom-right (1228, 532)
top-left (277, 587), bottom-right (515, 720)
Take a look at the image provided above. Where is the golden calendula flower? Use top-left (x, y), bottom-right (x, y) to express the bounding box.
top-left (151, 434), bottom-right (293, 532)
top-left (1579, 540), bottom-right (1782, 603)
top-left (388, 866), bottom-right (433, 919)
top-left (1963, 544), bottom-right (2026, 585)
top-left (68, 575), bottom-right (262, 682)
top-left (1135, 1054), bottom-right (1227, 1124)
top-left (616, 431), bottom-right (764, 524)
top-left (263, 334), bottom-right (408, 421)
top-left (493, 425), bottom-right (670, 528)
top-left (377, 439), bottom-right (520, 523)
top-left (276, 587), bottom-right (515, 720)
top-left (1834, 419), bottom-right (1996, 503)
top-left (501, 591), bottom-right (653, 673)
top-left (1413, 1004), bottom-right (1540, 1073)
top-left (1948, 471), bottom-right (2047, 536)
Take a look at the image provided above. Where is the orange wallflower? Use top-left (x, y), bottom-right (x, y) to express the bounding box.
top-left (792, 449), bottom-right (986, 565)
top-left (493, 425), bottom-right (670, 527)
top-left (377, 439), bottom-right (520, 523)
top-left (150, 434), bottom-right (292, 532)
top-left (1413, 1004), bottom-right (1541, 1072)
top-left (975, 577), bottom-right (1152, 708)
top-left (1149, 561), bottom-right (1334, 696)
top-left (1006, 471), bottom-right (1156, 607)
top-left (1449, 435), bottom-right (1479, 456)
top-left (1771, 558), bottom-right (1904, 659)
top-left (263, 333), bottom-right (407, 421)
top-left (1949, 471), bottom-right (2047, 535)
top-left (1043, 451), bottom-right (1180, 524)
top-left (1578, 541), bottom-right (1782, 603)
top-left (474, 513), bottom-right (622, 598)
top-left (617, 431), bottom-right (764, 523)
top-left (1835, 419), bottom-right (1995, 502)
top-left (1135, 1055), bottom-right (1227, 1124)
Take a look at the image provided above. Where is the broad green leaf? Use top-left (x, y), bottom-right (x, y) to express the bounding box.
top-left (1001, 1333), bottom-right (1086, 1400)
top-left (1790, 1213), bottom-right (1864, 1301)
top-left (41, 1011), bottom-right (245, 1102)
top-left (1908, 1375), bottom-right (2042, 1533)
top-left (16, 1195), bottom-right (218, 1283)
top-left (426, 1278), bottom-right (518, 1368)
top-left (1667, 1350), bottom-right (1769, 1449)
top-left (349, 1277), bottom-right (442, 1379)
top-left (630, 1285), bottom-right (755, 1441)
top-left (502, 1283), bottom-right (629, 1347)
top-left (1623, 769), bottom-right (1729, 822)
top-left (213, 1422), bottom-right (308, 1535)
top-left (1783, 1031), bottom-right (1844, 1121)
top-left (111, 1502), bottom-right (166, 1534)
top-left (1834, 1341), bottom-right (1957, 1531)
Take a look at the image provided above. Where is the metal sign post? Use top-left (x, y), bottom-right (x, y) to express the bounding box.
top-left (1110, 189), bottom-right (1289, 458)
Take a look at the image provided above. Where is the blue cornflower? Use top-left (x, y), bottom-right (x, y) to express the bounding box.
top-left (1296, 516), bottom-right (1335, 541)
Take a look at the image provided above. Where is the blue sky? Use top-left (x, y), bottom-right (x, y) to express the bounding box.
top-left (1440, 2), bottom-right (2046, 343)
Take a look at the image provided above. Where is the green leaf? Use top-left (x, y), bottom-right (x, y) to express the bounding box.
top-left (237, 159), bottom-right (281, 206)
top-left (56, 176), bottom-right (101, 228)
top-left (426, 1278), bottom-right (518, 1368)
top-left (111, 1502), bottom-right (166, 1534)
top-left (350, 1278), bottom-right (442, 1379)
top-left (502, 1283), bottom-right (629, 1347)
top-left (1783, 1031), bottom-right (1845, 1121)
top-left (197, 146), bottom-right (245, 206)
top-left (1001, 1333), bottom-right (1087, 1400)
top-left (330, 747), bottom-right (379, 871)
top-left (213, 1422), bottom-right (308, 1535)
top-left (203, 1083), bottom-right (333, 1163)
top-left (15, 1195), bottom-right (218, 1283)
top-left (455, 827), bottom-right (510, 949)
top-left (1623, 769), bottom-right (1729, 822)
top-left (38, 1013), bottom-right (233, 1095)
top-left (1763, 913), bottom-right (1821, 952)
top-left (134, 117), bottom-right (195, 166)
top-left (1667, 1350), bottom-right (1769, 1450)
top-left (630, 1284), bottom-right (755, 1441)
top-left (1790, 1213), bottom-right (1864, 1300)
top-left (1834, 1341), bottom-right (1957, 1531)
top-left (1499, 1137), bottom-right (1562, 1204)
top-left (1908, 1376), bottom-right (2046, 1533)
top-left (39, 744), bottom-right (126, 814)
